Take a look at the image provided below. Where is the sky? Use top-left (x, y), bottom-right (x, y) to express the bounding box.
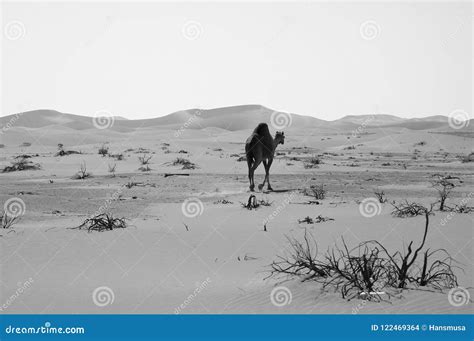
top-left (1, 1), bottom-right (472, 120)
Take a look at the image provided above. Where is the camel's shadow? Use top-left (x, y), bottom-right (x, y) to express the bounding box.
top-left (261, 188), bottom-right (296, 194)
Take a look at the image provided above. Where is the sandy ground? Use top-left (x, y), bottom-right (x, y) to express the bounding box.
top-left (0, 127), bottom-right (473, 314)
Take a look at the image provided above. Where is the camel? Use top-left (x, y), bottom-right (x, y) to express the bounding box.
top-left (245, 123), bottom-right (285, 192)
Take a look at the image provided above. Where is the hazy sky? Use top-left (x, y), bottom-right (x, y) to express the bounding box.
top-left (1, 1), bottom-right (472, 120)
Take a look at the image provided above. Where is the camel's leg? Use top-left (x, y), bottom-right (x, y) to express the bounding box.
top-left (258, 160), bottom-right (268, 191)
top-left (247, 158), bottom-right (254, 191)
top-left (266, 158), bottom-right (274, 191)
top-left (250, 159), bottom-right (262, 192)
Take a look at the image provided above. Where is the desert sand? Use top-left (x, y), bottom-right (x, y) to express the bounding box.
top-left (0, 106), bottom-right (473, 314)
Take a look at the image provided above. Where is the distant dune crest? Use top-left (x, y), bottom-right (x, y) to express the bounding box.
top-left (0, 105), bottom-right (472, 132)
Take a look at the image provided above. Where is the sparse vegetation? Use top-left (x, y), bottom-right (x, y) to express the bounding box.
top-left (431, 174), bottom-right (461, 211)
top-left (1, 211), bottom-right (19, 229)
top-left (304, 156), bottom-right (322, 169)
top-left (69, 213), bottom-right (126, 232)
top-left (298, 215), bottom-right (334, 224)
top-left (20, 142), bottom-right (31, 147)
top-left (391, 201), bottom-right (431, 218)
top-left (138, 154), bottom-right (153, 165)
top-left (2, 157), bottom-right (41, 172)
top-left (269, 206), bottom-right (460, 300)
top-left (302, 185), bottom-right (326, 200)
top-left (374, 190), bottom-right (387, 203)
top-left (108, 163), bottom-right (116, 177)
top-left (55, 143), bottom-right (81, 156)
top-left (72, 161), bottom-right (91, 180)
top-left (98, 143), bottom-right (109, 157)
top-left (241, 195), bottom-right (272, 209)
top-left (172, 158), bottom-right (197, 170)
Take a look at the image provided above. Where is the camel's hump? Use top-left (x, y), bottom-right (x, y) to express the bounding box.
top-left (253, 123), bottom-right (270, 135)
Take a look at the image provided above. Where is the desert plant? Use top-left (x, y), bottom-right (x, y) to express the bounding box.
top-left (108, 163), bottom-right (117, 177)
top-left (72, 161), bottom-right (91, 180)
top-left (69, 213), bottom-right (126, 232)
top-left (302, 185), bottom-right (326, 200)
top-left (391, 201), bottom-right (429, 218)
top-left (268, 231), bottom-right (331, 280)
top-left (138, 154), bottom-right (153, 165)
top-left (138, 165), bottom-right (151, 172)
top-left (374, 190), bottom-right (387, 204)
top-left (1, 211), bottom-right (19, 229)
top-left (2, 157), bottom-right (41, 172)
top-left (172, 158), bottom-right (197, 169)
top-left (323, 239), bottom-right (392, 300)
top-left (304, 156), bottom-right (323, 169)
top-left (430, 174), bottom-right (460, 211)
top-left (416, 249), bottom-right (458, 289)
top-left (20, 142), bottom-right (31, 147)
top-left (109, 153), bottom-right (124, 161)
top-left (98, 143), bottom-right (109, 157)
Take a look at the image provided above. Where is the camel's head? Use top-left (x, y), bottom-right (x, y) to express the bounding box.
top-left (275, 131), bottom-right (285, 145)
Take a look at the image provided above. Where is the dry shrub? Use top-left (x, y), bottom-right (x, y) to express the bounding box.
top-left (1, 211), bottom-right (19, 229)
top-left (2, 157), bottom-right (41, 172)
top-left (72, 161), bottom-right (91, 180)
top-left (269, 206), bottom-right (460, 301)
top-left (69, 213), bottom-right (126, 232)
top-left (98, 143), bottom-right (109, 157)
top-left (241, 195), bottom-right (271, 209)
top-left (138, 154), bottom-right (152, 165)
top-left (302, 185), bottom-right (326, 200)
top-left (172, 158), bottom-right (197, 169)
top-left (391, 201), bottom-right (429, 218)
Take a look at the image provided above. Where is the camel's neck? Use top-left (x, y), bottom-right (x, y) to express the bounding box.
top-left (272, 139), bottom-right (279, 153)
